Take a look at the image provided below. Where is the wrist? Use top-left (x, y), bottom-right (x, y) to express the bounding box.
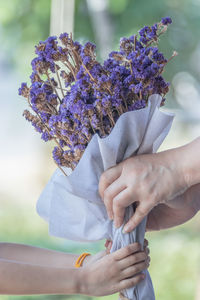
top-left (75, 253), bottom-right (91, 268)
top-left (82, 254), bottom-right (92, 266)
top-left (76, 268), bottom-right (90, 295)
top-left (157, 147), bottom-right (188, 193)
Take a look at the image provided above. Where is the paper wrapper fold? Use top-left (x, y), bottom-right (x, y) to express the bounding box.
top-left (37, 94), bottom-right (174, 300)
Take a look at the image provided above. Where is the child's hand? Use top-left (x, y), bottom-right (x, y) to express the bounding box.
top-left (79, 242), bottom-right (150, 297)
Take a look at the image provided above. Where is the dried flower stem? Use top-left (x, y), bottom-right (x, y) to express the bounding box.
top-left (107, 111), bottom-right (115, 127)
top-left (56, 86), bottom-right (68, 92)
top-left (129, 60), bottom-right (133, 74)
top-left (167, 51), bottom-right (178, 63)
top-left (134, 35), bottom-right (137, 51)
top-left (56, 162), bottom-right (68, 176)
top-left (99, 114), bottom-right (106, 136)
top-left (82, 64), bottom-right (97, 83)
top-left (46, 72), bottom-right (62, 103)
top-left (55, 68), bottom-right (65, 98)
top-left (122, 95), bottom-right (128, 111)
top-left (27, 97), bottom-right (62, 150)
top-left (45, 99), bottom-right (58, 115)
top-left (27, 97), bottom-right (67, 176)
top-left (63, 61), bottom-right (76, 81)
top-left (146, 26), bottom-right (166, 48)
top-left (68, 52), bottom-right (76, 68)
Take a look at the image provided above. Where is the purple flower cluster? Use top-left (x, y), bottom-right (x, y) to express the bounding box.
top-left (19, 17), bottom-right (175, 170)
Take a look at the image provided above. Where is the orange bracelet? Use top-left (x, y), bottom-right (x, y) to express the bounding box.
top-left (75, 253), bottom-right (91, 268)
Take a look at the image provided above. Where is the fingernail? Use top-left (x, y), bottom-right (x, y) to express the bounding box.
top-left (123, 225), bottom-right (130, 233)
top-left (108, 212), bottom-right (113, 220)
top-left (114, 221), bottom-right (120, 228)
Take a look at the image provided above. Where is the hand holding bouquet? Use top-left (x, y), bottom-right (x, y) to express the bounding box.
top-left (19, 17), bottom-right (175, 300)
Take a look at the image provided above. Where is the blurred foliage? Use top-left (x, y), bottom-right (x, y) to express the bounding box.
top-left (1, 0), bottom-right (200, 84)
top-left (1, 0), bottom-right (200, 299)
top-left (0, 0), bottom-right (50, 73)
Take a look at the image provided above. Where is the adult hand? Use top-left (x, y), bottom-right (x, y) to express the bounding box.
top-left (99, 140), bottom-right (200, 232)
top-left (80, 242), bottom-right (150, 297)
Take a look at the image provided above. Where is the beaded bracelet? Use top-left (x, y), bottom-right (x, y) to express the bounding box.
top-left (75, 252), bottom-right (91, 268)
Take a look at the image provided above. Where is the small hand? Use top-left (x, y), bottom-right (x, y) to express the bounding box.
top-left (80, 242), bottom-right (150, 297)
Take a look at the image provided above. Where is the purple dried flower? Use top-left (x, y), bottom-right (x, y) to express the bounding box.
top-left (161, 17), bottom-right (172, 25)
top-left (52, 146), bottom-right (62, 165)
top-left (41, 131), bottom-right (52, 142)
top-left (130, 100), bottom-right (146, 111)
top-left (18, 82), bottom-right (29, 97)
top-left (19, 17), bottom-right (174, 170)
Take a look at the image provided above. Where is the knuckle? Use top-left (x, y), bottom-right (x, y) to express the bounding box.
top-left (100, 172), bottom-right (109, 185)
top-left (134, 265), bottom-right (141, 274)
top-left (110, 255), bottom-right (116, 264)
top-left (134, 275), bottom-right (143, 285)
top-left (134, 253), bottom-right (142, 263)
top-left (142, 262), bottom-right (147, 270)
top-left (148, 196), bottom-right (155, 205)
top-left (134, 242), bottom-right (141, 250)
top-left (103, 197), bottom-right (109, 208)
top-left (124, 280), bottom-right (133, 289)
top-left (113, 197), bottom-right (122, 207)
top-left (129, 255), bottom-right (136, 265)
top-left (130, 277), bottom-right (138, 286)
top-left (127, 264), bottom-right (135, 272)
top-left (137, 207), bottom-right (146, 218)
top-left (124, 245), bottom-right (132, 256)
top-left (138, 262), bottom-right (146, 273)
top-left (141, 252), bottom-right (147, 261)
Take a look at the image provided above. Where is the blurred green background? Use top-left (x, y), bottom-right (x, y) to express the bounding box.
top-left (0, 0), bottom-right (200, 299)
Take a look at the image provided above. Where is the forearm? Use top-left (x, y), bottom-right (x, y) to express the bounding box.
top-left (176, 137), bottom-right (200, 187)
top-left (0, 243), bottom-right (79, 268)
top-left (147, 203), bottom-right (198, 231)
top-left (0, 259), bottom-right (82, 295)
top-left (154, 137), bottom-right (200, 192)
top-left (147, 183), bottom-right (200, 231)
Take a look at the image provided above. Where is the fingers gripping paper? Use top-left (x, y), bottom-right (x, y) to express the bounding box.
top-left (37, 94), bottom-right (174, 300)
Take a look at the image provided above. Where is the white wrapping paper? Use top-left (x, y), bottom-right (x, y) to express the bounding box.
top-left (37, 94), bottom-right (174, 300)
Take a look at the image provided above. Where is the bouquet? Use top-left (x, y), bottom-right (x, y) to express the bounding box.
top-left (19, 17), bottom-right (175, 300)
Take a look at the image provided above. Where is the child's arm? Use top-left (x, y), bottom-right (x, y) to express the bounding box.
top-left (0, 243), bottom-right (80, 268)
top-left (0, 243), bottom-right (149, 296)
top-left (146, 183), bottom-right (200, 231)
top-left (0, 259), bottom-right (80, 295)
